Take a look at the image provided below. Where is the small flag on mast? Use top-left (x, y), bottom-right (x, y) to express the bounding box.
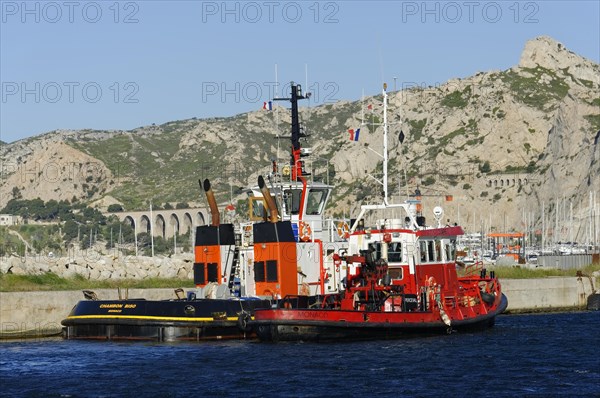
top-left (348, 128), bottom-right (360, 141)
top-left (263, 101), bottom-right (272, 110)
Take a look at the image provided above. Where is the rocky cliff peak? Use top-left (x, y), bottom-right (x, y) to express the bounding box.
top-left (519, 36), bottom-right (599, 81)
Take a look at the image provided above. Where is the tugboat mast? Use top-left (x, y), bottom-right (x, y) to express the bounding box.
top-left (274, 82), bottom-right (308, 181)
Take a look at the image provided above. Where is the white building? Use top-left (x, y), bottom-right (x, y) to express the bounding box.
top-left (0, 214), bottom-right (21, 226)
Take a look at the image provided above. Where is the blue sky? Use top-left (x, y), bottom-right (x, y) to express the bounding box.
top-left (1, 0), bottom-right (599, 143)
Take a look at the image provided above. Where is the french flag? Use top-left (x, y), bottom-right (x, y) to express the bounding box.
top-left (263, 101), bottom-right (272, 110)
top-left (348, 128), bottom-right (360, 141)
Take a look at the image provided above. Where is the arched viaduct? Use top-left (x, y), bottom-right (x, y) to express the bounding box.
top-left (110, 208), bottom-right (210, 239)
top-left (485, 173), bottom-right (534, 189)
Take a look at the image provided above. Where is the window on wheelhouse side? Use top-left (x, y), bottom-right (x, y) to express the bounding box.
top-left (420, 240), bottom-right (440, 263)
top-left (420, 241), bottom-right (428, 262)
top-left (435, 240), bottom-right (442, 262)
top-left (367, 242), bottom-right (402, 262)
top-left (428, 241), bottom-right (436, 262)
top-left (388, 267), bottom-right (403, 280)
top-left (446, 239), bottom-right (457, 261)
top-left (388, 242), bottom-right (402, 262)
top-left (249, 196), bottom-right (279, 221)
top-left (249, 198), bottom-right (265, 221)
top-left (305, 189), bottom-right (328, 215)
top-left (283, 189), bottom-right (302, 215)
top-left (368, 243), bottom-right (381, 260)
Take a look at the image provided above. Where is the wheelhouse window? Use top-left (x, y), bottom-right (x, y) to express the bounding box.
top-left (249, 195), bottom-right (279, 221)
top-left (250, 198), bottom-right (265, 220)
top-left (428, 241), bottom-right (435, 262)
top-left (367, 242), bottom-right (402, 262)
top-left (368, 243), bottom-right (381, 260)
top-left (306, 189), bottom-right (328, 215)
top-left (446, 239), bottom-right (457, 261)
top-left (388, 267), bottom-right (403, 280)
top-left (420, 240), bottom-right (443, 263)
top-left (283, 189), bottom-right (302, 215)
top-left (435, 241), bottom-right (442, 262)
top-left (388, 242), bottom-right (402, 262)
top-left (420, 241), bottom-right (428, 262)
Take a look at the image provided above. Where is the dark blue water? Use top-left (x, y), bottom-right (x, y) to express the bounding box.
top-left (1, 312), bottom-right (599, 397)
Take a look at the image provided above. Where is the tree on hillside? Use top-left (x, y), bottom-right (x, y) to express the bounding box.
top-left (11, 187), bottom-right (22, 200)
top-left (63, 220), bottom-right (80, 242)
top-left (480, 161), bottom-right (491, 173)
top-left (108, 204), bottom-right (124, 212)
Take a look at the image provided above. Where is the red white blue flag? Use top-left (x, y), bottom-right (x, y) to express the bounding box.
top-left (263, 101), bottom-right (272, 110)
top-left (348, 128), bottom-right (360, 141)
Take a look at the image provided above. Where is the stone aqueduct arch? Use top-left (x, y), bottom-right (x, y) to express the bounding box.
top-left (486, 174), bottom-right (530, 189)
top-left (183, 213), bottom-right (193, 234)
top-left (140, 215), bottom-right (151, 233)
top-left (113, 208), bottom-right (209, 239)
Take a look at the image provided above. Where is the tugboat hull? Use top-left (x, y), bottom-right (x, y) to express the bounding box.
top-left (253, 294), bottom-right (508, 342)
top-left (62, 298), bottom-right (271, 341)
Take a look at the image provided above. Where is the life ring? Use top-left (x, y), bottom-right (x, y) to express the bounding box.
top-left (336, 221), bottom-right (350, 239)
top-left (299, 221), bottom-right (312, 242)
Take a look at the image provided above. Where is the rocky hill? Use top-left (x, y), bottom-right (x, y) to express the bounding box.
top-left (1, 36), bottom-right (599, 240)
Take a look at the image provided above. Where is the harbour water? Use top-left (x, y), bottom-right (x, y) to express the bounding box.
top-left (1, 312), bottom-right (598, 397)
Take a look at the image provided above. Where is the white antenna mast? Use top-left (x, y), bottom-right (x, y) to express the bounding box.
top-left (275, 63), bottom-right (278, 96)
top-left (275, 63), bottom-right (280, 163)
top-left (383, 83), bottom-right (389, 205)
top-left (305, 64), bottom-right (308, 94)
top-left (363, 83), bottom-right (392, 206)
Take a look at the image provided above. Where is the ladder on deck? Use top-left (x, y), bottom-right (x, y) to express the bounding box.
top-left (227, 246), bottom-right (240, 293)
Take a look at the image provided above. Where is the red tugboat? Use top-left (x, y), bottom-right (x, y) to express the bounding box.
top-left (251, 83), bottom-right (508, 342)
top-left (252, 245), bottom-right (507, 341)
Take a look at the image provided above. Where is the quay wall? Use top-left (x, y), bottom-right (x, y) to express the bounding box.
top-left (501, 277), bottom-right (595, 313)
top-left (0, 277), bottom-right (597, 339)
top-left (0, 288), bottom-right (176, 339)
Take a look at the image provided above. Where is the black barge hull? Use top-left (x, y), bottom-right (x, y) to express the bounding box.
top-left (62, 298), bottom-right (271, 342)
